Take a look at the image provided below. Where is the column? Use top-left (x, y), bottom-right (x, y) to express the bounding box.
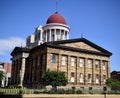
top-left (19, 57), bottom-right (26, 87)
top-left (54, 29), bottom-right (56, 41)
top-left (100, 60), bottom-right (103, 85)
top-left (67, 56), bottom-right (70, 84)
top-left (107, 61), bottom-right (110, 78)
top-left (76, 57), bottom-right (79, 85)
top-left (84, 58), bottom-right (87, 85)
top-left (60, 29), bottom-right (61, 40)
top-left (57, 54), bottom-right (61, 71)
top-left (49, 29), bottom-right (51, 41)
top-left (63, 30), bottom-right (65, 40)
top-left (92, 59), bottom-right (95, 85)
top-left (67, 32), bottom-right (69, 39)
top-left (14, 61), bottom-right (16, 84)
top-left (40, 30), bottom-right (43, 42)
top-left (45, 31), bottom-right (47, 42)
top-left (11, 60), bottom-right (15, 85)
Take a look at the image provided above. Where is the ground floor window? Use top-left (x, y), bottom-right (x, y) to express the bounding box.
top-left (71, 72), bottom-right (75, 82)
top-left (80, 73), bottom-right (84, 83)
top-left (96, 74), bottom-right (99, 83)
top-left (88, 74), bottom-right (92, 83)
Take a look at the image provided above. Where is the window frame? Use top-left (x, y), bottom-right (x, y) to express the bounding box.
top-left (62, 55), bottom-right (67, 66)
top-left (80, 58), bottom-right (84, 67)
top-left (71, 72), bottom-right (75, 82)
top-left (88, 74), bottom-right (92, 83)
top-left (95, 60), bottom-right (100, 69)
top-left (52, 54), bottom-right (57, 64)
top-left (96, 74), bottom-right (99, 83)
top-left (80, 73), bottom-right (84, 83)
top-left (71, 57), bottom-right (76, 66)
top-left (88, 59), bottom-right (92, 68)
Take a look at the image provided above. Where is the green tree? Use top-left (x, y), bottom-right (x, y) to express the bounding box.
top-left (106, 78), bottom-right (120, 92)
top-left (0, 71), bottom-right (4, 87)
top-left (41, 69), bottom-right (67, 90)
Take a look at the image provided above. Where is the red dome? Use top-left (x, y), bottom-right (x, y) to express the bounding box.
top-left (47, 12), bottom-right (66, 25)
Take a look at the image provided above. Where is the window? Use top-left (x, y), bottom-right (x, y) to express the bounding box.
top-left (103, 61), bottom-right (107, 70)
top-left (71, 57), bottom-right (76, 66)
top-left (88, 74), bottom-right (92, 83)
top-left (88, 59), bottom-right (92, 68)
top-left (96, 74), bottom-right (99, 83)
top-left (95, 60), bottom-right (100, 69)
top-left (52, 54), bottom-right (57, 64)
top-left (80, 58), bottom-right (84, 67)
top-left (62, 55), bottom-right (67, 65)
top-left (71, 72), bottom-right (75, 82)
top-left (80, 73), bottom-right (84, 83)
top-left (103, 75), bottom-right (106, 84)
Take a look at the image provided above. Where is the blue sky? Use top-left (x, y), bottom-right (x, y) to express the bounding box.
top-left (0, 0), bottom-right (120, 72)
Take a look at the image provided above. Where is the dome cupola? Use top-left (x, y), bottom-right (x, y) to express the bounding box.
top-left (46, 12), bottom-right (66, 25)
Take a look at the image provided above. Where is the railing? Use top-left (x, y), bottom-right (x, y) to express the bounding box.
top-left (0, 87), bottom-right (120, 95)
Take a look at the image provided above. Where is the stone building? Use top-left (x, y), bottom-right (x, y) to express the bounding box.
top-left (0, 62), bottom-right (12, 87)
top-left (11, 12), bottom-right (112, 90)
top-left (111, 71), bottom-right (120, 81)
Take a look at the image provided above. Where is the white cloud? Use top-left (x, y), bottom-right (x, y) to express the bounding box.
top-left (0, 37), bottom-right (26, 55)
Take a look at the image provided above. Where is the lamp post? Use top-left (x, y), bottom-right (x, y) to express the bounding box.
top-left (103, 86), bottom-right (107, 98)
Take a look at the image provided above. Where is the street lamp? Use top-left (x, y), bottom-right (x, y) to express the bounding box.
top-left (103, 86), bottom-right (107, 98)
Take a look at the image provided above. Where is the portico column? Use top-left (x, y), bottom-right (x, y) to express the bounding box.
top-left (84, 58), bottom-right (87, 85)
top-left (92, 59), bottom-right (95, 85)
top-left (19, 57), bottom-right (26, 87)
top-left (107, 61), bottom-right (110, 78)
top-left (76, 57), bottom-right (79, 85)
top-left (100, 60), bottom-right (103, 85)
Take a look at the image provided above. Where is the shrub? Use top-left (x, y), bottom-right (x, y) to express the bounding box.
top-left (76, 90), bottom-right (82, 94)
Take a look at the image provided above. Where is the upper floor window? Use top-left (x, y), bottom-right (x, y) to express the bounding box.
top-left (95, 60), bottom-right (100, 69)
top-left (80, 58), bottom-right (84, 67)
top-left (88, 59), bottom-right (92, 68)
top-left (52, 54), bottom-right (57, 64)
top-left (71, 57), bottom-right (76, 66)
top-left (103, 75), bottom-right (106, 84)
top-left (62, 55), bottom-right (67, 65)
top-left (103, 61), bottom-right (107, 70)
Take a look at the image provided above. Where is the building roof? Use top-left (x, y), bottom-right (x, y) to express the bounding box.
top-left (11, 47), bottom-right (30, 56)
top-left (111, 71), bottom-right (120, 74)
top-left (46, 12), bottom-right (66, 25)
top-left (32, 37), bottom-right (112, 57)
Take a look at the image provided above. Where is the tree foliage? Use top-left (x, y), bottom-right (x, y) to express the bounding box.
top-left (106, 78), bottom-right (120, 91)
top-left (41, 69), bottom-right (67, 89)
top-left (0, 71), bottom-right (4, 86)
top-left (0, 71), bottom-right (4, 81)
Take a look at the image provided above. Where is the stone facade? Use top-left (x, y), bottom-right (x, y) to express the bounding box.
top-left (11, 38), bottom-right (112, 90)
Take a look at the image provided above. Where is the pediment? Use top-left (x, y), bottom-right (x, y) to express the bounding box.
top-left (60, 41), bottom-right (101, 52)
